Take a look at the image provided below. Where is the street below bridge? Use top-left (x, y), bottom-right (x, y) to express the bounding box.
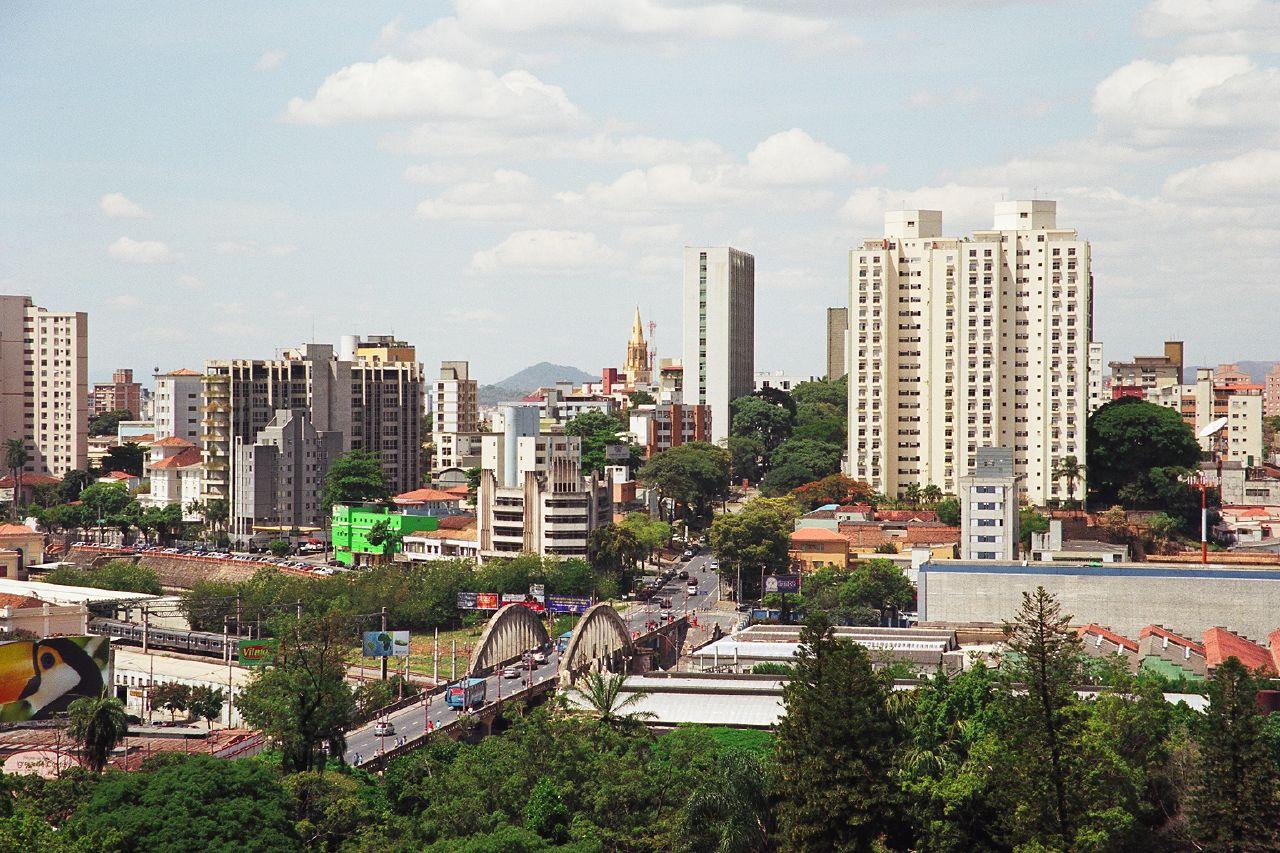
top-left (343, 650), bottom-right (561, 765)
top-left (622, 551), bottom-right (740, 648)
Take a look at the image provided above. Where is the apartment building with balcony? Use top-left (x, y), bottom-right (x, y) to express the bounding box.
top-left (1108, 340), bottom-right (1183, 395)
top-left (152, 368), bottom-right (202, 443)
top-left (201, 337), bottom-right (423, 542)
top-left (0, 294), bottom-right (88, 477)
top-left (845, 201), bottom-right (1091, 505)
top-left (958, 446), bottom-right (1023, 560)
top-left (90, 368), bottom-right (142, 418)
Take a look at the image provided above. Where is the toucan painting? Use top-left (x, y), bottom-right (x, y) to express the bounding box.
top-left (0, 636), bottom-right (111, 722)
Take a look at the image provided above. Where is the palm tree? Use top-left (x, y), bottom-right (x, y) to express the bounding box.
top-left (1052, 455), bottom-right (1085, 509)
top-left (67, 692), bottom-right (129, 772)
top-left (4, 439), bottom-right (29, 522)
top-left (920, 483), bottom-right (943, 507)
top-left (903, 483), bottom-right (922, 509)
top-left (563, 672), bottom-right (655, 729)
top-left (683, 748), bottom-right (772, 852)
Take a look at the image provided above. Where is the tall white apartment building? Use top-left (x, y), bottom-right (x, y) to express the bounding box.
top-left (682, 247), bottom-right (754, 445)
top-left (846, 201), bottom-right (1091, 505)
top-left (152, 368), bottom-right (203, 443)
top-left (432, 360), bottom-right (483, 484)
top-left (0, 295), bottom-right (88, 477)
top-left (1087, 342), bottom-right (1107, 414)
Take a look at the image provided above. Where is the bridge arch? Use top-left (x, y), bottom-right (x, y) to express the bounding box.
top-left (467, 604), bottom-right (550, 676)
top-left (558, 603), bottom-right (634, 681)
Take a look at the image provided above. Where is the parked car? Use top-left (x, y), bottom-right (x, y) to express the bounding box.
top-left (682, 549), bottom-right (695, 559)
top-left (678, 570), bottom-right (689, 580)
top-left (532, 651), bottom-right (548, 665)
top-left (374, 720), bottom-right (395, 737)
top-left (502, 666), bottom-right (521, 679)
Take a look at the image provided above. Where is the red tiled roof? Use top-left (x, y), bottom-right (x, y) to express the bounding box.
top-left (0, 473), bottom-right (61, 488)
top-left (438, 514), bottom-right (477, 530)
top-left (444, 485), bottom-right (469, 496)
top-left (393, 488), bottom-right (463, 505)
top-left (0, 524), bottom-right (37, 537)
top-left (1078, 624), bottom-right (1139, 653)
top-left (164, 368), bottom-right (200, 376)
top-left (1269, 630), bottom-right (1280, 677)
top-left (1203, 627), bottom-right (1276, 675)
top-left (877, 510), bottom-right (939, 523)
top-left (150, 448), bottom-right (202, 469)
top-left (0, 594), bottom-right (46, 610)
top-left (151, 436), bottom-right (195, 448)
top-left (1140, 625), bottom-right (1206, 656)
top-left (838, 526), bottom-right (892, 549)
top-left (903, 526), bottom-right (961, 544)
top-left (790, 527), bottom-right (849, 544)
top-left (104, 471), bottom-right (135, 480)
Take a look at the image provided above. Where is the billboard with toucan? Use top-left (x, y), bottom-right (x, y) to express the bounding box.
top-left (0, 636), bottom-right (111, 722)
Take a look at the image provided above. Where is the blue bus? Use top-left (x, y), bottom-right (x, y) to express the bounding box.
top-left (555, 631), bottom-right (572, 653)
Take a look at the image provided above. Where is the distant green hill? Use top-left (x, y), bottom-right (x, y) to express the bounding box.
top-left (478, 362), bottom-right (596, 405)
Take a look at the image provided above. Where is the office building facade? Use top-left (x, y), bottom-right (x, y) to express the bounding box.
top-left (826, 306), bottom-right (848, 380)
top-left (682, 247), bottom-right (754, 445)
top-left (845, 201), bottom-right (1091, 505)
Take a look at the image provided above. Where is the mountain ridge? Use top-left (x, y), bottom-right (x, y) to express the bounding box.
top-left (478, 361), bottom-right (596, 406)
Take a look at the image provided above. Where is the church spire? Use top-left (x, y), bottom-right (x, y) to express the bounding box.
top-left (624, 306), bottom-right (651, 386)
top-left (630, 306), bottom-right (645, 343)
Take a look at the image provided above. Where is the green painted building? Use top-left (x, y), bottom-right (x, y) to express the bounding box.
top-left (331, 505), bottom-right (440, 566)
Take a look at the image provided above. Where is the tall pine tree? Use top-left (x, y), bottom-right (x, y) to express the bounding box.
top-left (998, 586), bottom-right (1087, 848)
top-left (1191, 657), bottom-right (1280, 852)
top-left (774, 614), bottom-right (906, 852)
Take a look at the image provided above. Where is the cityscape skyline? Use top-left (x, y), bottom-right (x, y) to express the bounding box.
top-left (6, 1), bottom-right (1276, 382)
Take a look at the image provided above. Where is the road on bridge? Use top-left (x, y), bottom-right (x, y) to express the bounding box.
top-left (343, 649), bottom-right (561, 765)
top-left (622, 551), bottom-right (739, 645)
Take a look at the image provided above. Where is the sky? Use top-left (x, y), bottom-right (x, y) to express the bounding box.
top-left (3, 0), bottom-right (1280, 384)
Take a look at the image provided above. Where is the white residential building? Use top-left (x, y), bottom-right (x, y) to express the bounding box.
top-left (141, 436), bottom-right (204, 520)
top-left (845, 201), bottom-right (1091, 505)
top-left (957, 446), bottom-right (1022, 561)
top-left (0, 295), bottom-right (88, 477)
top-left (477, 456), bottom-right (610, 559)
top-left (431, 360), bottom-right (484, 485)
top-left (1227, 392), bottom-right (1263, 466)
top-left (480, 405), bottom-right (581, 488)
top-left (1087, 342), bottom-right (1107, 414)
top-left (683, 247), bottom-right (754, 445)
top-left (152, 368), bottom-right (202, 443)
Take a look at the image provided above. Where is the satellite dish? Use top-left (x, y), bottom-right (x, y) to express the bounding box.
top-left (1198, 416), bottom-right (1228, 438)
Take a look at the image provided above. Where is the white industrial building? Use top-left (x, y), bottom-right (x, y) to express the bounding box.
top-left (845, 201), bottom-right (1091, 505)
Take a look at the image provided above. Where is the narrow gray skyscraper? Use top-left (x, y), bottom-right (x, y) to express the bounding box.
top-left (682, 247), bottom-right (754, 445)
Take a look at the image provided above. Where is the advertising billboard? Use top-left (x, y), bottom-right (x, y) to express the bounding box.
top-left (476, 592), bottom-right (501, 610)
top-left (502, 593), bottom-right (544, 612)
top-left (238, 638), bottom-right (277, 668)
top-left (455, 592), bottom-right (478, 610)
top-left (764, 575), bottom-right (801, 594)
top-left (546, 594), bottom-right (592, 614)
top-left (362, 631), bottom-right (411, 658)
top-left (0, 636), bottom-right (111, 722)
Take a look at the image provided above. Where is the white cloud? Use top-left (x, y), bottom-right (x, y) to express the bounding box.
top-left (469, 229), bottom-right (615, 274)
top-left (416, 169), bottom-right (539, 221)
top-left (108, 236), bottom-right (180, 264)
top-left (283, 56), bottom-right (580, 127)
top-left (840, 184), bottom-right (1010, 232)
top-left (99, 193), bottom-right (150, 219)
top-left (744, 129), bottom-right (854, 185)
top-left (254, 49), bottom-right (287, 71)
top-left (403, 162), bottom-right (481, 184)
top-left (1140, 0), bottom-right (1280, 53)
top-left (1163, 148), bottom-right (1280, 199)
top-left (558, 163), bottom-right (748, 212)
top-left (178, 274), bottom-right (206, 289)
top-left (1093, 55), bottom-right (1280, 145)
top-left (384, 123), bottom-right (724, 165)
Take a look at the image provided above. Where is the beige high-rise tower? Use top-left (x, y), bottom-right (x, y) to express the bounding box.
top-left (846, 201), bottom-right (1091, 505)
top-left (623, 307), bottom-right (651, 386)
top-left (0, 294), bottom-right (88, 477)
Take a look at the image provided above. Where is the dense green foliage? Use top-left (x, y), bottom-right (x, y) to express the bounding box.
top-left (564, 410), bottom-right (641, 474)
top-left (783, 560), bottom-right (914, 627)
top-left (88, 409), bottom-right (133, 437)
top-left (728, 383), bottom-right (846, 489)
top-left (47, 559), bottom-right (162, 595)
top-left (182, 555), bottom-right (608, 633)
top-left (1087, 398), bottom-right (1202, 509)
top-left (636, 441), bottom-right (730, 530)
top-left (708, 497), bottom-right (798, 599)
top-left (788, 473), bottom-right (875, 512)
top-left (321, 449), bottom-right (390, 510)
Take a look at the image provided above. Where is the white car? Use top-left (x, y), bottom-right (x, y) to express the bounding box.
top-left (709, 560), bottom-right (720, 570)
top-left (374, 720), bottom-right (395, 737)
top-left (502, 666), bottom-right (521, 679)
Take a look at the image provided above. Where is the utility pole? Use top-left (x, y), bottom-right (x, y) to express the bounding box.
top-left (380, 606), bottom-right (388, 681)
top-left (296, 598), bottom-right (302, 620)
top-left (451, 639), bottom-right (456, 681)
top-left (141, 604), bottom-right (149, 655)
top-left (235, 592), bottom-right (242, 640)
top-left (433, 627), bottom-right (439, 685)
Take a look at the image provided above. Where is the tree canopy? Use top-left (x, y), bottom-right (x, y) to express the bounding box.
top-left (321, 449), bottom-right (390, 509)
top-left (1087, 398), bottom-right (1201, 507)
top-left (709, 497), bottom-right (798, 599)
top-left (636, 441), bottom-right (729, 530)
top-left (88, 409), bottom-right (133, 437)
top-left (564, 410), bottom-right (639, 474)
